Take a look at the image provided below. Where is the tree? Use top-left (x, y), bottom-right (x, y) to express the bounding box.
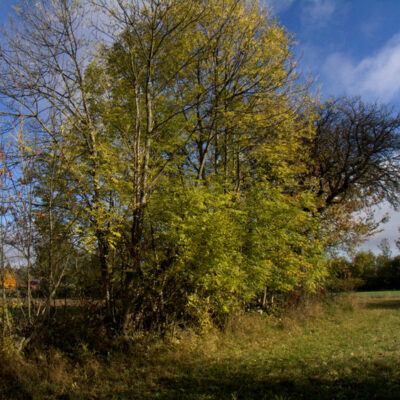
top-left (351, 250), bottom-right (376, 279)
top-left (309, 97), bottom-right (400, 251)
top-left (378, 238), bottom-right (392, 260)
top-left (0, 0), bottom-right (119, 324)
top-left (0, 0), bottom-right (325, 333)
top-left (312, 97), bottom-right (400, 210)
top-left (93, 0), bottom-right (321, 327)
top-left (5, 129), bottom-right (39, 321)
top-left (0, 143), bottom-right (13, 342)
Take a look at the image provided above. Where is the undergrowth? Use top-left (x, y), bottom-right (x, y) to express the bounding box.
top-left (1, 292), bottom-right (399, 400)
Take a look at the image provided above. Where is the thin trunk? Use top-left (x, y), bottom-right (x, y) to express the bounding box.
top-left (197, 140), bottom-right (210, 183)
top-left (27, 186), bottom-right (32, 323)
top-left (214, 133), bottom-right (218, 175)
top-left (98, 233), bottom-right (113, 325)
top-left (47, 182), bottom-right (54, 317)
top-left (223, 131), bottom-right (228, 182)
top-left (235, 145), bottom-right (241, 192)
top-left (262, 286), bottom-right (267, 308)
top-left (1, 199), bottom-right (5, 344)
top-left (134, 80), bottom-right (141, 206)
top-left (122, 26), bottom-right (155, 332)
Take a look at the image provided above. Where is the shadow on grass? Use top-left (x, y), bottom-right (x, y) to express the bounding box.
top-left (362, 300), bottom-right (400, 310)
top-left (3, 345), bottom-right (400, 400)
top-left (149, 362), bottom-right (400, 400)
top-left (75, 357), bottom-right (400, 400)
top-left (4, 360), bottom-right (400, 400)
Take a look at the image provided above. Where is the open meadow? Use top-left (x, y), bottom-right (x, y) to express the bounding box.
top-left (1, 291), bottom-right (400, 399)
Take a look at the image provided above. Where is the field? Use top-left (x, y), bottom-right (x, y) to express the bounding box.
top-left (2, 291), bottom-right (400, 399)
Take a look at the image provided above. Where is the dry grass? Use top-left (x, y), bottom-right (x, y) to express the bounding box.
top-left (1, 292), bottom-right (400, 399)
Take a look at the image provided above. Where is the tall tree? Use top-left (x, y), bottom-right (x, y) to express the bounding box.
top-left (309, 97), bottom-right (400, 250)
top-left (93, 0), bottom-right (320, 327)
top-left (312, 97), bottom-right (400, 209)
top-left (0, 0), bottom-right (325, 332)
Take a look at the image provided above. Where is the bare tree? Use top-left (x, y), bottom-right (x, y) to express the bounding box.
top-left (312, 97), bottom-right (400, 211)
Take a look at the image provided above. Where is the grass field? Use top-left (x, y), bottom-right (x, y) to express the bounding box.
top-left (2, 291), bottom-right (400, 399)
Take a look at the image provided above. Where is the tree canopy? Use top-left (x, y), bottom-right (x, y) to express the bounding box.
top-left (0, 0), bottom-right (399, 337)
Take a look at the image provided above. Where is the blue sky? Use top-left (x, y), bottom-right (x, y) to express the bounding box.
top-left (0, 0), bottom-right (15, 18)
top-left (0, 0), bottom-right (399, 254)
top-left (270, 0), bottom-right (400, 105)
top-left (268, 0), bottom-right (400, 254)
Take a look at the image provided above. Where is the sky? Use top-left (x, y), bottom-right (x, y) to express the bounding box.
top-left (269, 0), bottom-right (400, 105)
top-left (0, 0), bottom-right (14, 19)
top-left (266, 0), bottom-right (400, 254)
top-left (0, 0), bottom-right (399, 254)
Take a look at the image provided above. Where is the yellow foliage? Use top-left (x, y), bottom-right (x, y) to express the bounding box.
top-left (2, 270), bottom-right (16, 289)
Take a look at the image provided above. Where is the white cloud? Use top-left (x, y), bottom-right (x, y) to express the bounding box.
top-left (302, 0), bottom-right (336, 26)
top-left (265, 0), bottom-right (336, 21)
top-left (265, 0), bottom-right (295, 15)
top-left (359, 204), bottom-right (400, 255)
top-left (322, 34), bottom-right (400, 102)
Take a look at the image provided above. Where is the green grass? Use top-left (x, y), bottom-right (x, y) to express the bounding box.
top-left (2, 292), bottom-right (400, 399)
top-left (356, 290), bottom-right (400, 296)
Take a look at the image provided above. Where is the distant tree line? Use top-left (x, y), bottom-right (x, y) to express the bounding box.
top-left (327, 239), bottom-right (400, 292)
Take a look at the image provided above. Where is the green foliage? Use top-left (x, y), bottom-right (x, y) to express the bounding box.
top-left (136, 180), bottom-right (326, 327)
top-left (327, 248), bottom-right (400, 293)
top-left (352, 251), bottom-right (376, 279)
top-left (3, 0), bottom-right (391, 337)
top-left (55, 0), bottom-right (325, 329)
top-left (241, 184), bottom-right (326, 295)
